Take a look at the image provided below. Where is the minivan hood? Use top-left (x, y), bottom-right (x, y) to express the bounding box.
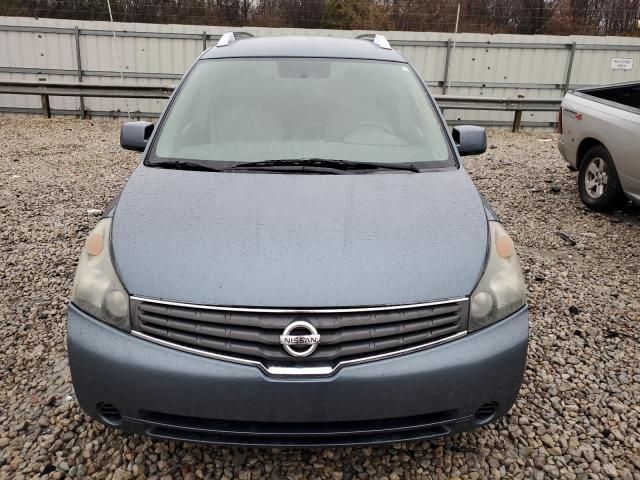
top-left (112, 166), bottom-right (488, 307)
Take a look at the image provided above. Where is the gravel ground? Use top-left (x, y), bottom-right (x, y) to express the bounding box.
top-left (0, 118), bottom-right (638, 480)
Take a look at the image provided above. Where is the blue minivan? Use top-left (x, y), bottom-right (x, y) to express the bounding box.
top-left (67, 33), bottom-right (528, 447)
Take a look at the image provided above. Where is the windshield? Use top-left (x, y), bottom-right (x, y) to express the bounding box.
top-left (150, 58), bottom-right (454, 169)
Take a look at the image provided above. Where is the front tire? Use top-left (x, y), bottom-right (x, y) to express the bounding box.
top-left (578, 145), bottom-right (625, 212)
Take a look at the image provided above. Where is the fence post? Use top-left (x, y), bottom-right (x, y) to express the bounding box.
top-left (442, 38), bottom-right (453, 95)
top-left (202, 31), bottom-right (207, 51)
top-left (74, 26), bottom-right (86, 118)
top-left (512, 110), bottom-right (523, 132)
top-left (563, 42), bottom-right (576, 95)
top-left (41, 94), bottom-right (51, 118)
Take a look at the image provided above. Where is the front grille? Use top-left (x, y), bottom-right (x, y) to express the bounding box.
top-left (131, 297), bottom-right (468, 371)
top-left (138, 409), bottom-right (460, 447)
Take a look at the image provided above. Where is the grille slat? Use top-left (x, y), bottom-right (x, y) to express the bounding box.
top-left (132, 298), bottom-right (468, 369)
top-left (138, 322), bottom-right (460, 362)
top-left (139, 310), bottom-right (460, 347)
top-left (317, 313), bottom-right (460, 344)
top-left (139, 312), bottom-right (282, 345)
top-left (138, 301), bottom-right (462, 330)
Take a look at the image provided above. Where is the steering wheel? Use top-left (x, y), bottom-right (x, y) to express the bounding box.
top-left (341, 121), bottom-right (394, 140)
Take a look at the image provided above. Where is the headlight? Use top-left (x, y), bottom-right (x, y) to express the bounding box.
top-left (70, 218), bottom-right (130, 331)
top-left (469, 221), bottom-right (526, 332)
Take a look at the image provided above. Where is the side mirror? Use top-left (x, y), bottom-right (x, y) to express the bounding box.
top-left (452, 125), bottom-right (487, 156)
top-left (120, 121), bottom-right (155, 152)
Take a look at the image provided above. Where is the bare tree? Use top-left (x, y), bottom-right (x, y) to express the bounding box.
top-left (0, 0), bottom-right (637, 35)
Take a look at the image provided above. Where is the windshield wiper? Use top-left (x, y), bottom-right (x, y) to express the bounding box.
top-left (148, 158), bottom-right (420, 174)
top-left (231, 158), bottom-right (420, 173)
top-left (147, 160), bottom-right (222, 172)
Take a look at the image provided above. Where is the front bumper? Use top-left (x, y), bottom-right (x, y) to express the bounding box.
top-left (67, 304), bottom-right (528, 447)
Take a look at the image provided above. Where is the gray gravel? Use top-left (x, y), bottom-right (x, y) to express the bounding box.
top-left (1, 118), bottom-right (639, 480)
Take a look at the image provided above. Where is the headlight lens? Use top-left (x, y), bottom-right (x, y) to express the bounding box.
top-left (469, 221), bottom-right (526, 332)
top-left (70, 218), bottom-right (130, 331)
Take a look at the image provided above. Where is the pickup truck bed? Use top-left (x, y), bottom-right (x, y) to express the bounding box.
top-left (558, 82), bottom-right (640, 210)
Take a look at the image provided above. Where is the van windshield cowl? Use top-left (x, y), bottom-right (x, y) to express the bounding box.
top-left (147, 58), bottom-right (455, 171)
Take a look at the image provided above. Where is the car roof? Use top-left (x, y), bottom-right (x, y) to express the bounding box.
top-left (201, 35), bottom-right (406, 62)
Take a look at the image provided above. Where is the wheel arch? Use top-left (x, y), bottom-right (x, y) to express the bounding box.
top-left (576, 137), bottom-right (605, 169)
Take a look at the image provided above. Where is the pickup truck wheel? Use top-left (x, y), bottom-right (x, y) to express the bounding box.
top-left (578, 146), bottom-right (624, 212)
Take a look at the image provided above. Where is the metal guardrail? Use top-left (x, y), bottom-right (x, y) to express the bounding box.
top-left (0, 80), bottom-right (173, 122)
top-left (0, 80), bottom-right (173, 98)
top-left (433, 95), bottom-right (561, 131)
top-left (0, 80), bottom-right (561, 131)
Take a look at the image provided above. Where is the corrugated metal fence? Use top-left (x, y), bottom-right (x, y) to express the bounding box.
top-left (1, 16), bottom-right (639, 127)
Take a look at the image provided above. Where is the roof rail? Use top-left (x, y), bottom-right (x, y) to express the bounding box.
top-left (216, 31), bottom-right (254, 47)
top-left (355, 33), bottom-right (392, 50)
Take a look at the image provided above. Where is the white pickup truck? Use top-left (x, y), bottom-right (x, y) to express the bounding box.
top-left (558, 82), bottom-right (640, 211)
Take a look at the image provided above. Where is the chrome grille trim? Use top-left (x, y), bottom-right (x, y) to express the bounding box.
top-left (130, 295), bottom-right (468, 314)
top-left (131, 329), bottom-right (467, 377)
top-left (130, 296), bottom-right (469, 377)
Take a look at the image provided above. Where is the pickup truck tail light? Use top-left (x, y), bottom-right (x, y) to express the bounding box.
top-left (556, 108), bottom-right (563, 134)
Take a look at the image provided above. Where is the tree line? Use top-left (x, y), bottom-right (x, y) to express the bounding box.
top-left (1, 0), bottom-right (639, 36)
